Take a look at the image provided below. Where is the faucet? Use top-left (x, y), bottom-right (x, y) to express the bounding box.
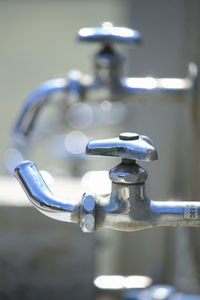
top-left (8, 22), bottom-right (198, 172)
top-left (14, 132), bottom-right (200, 232)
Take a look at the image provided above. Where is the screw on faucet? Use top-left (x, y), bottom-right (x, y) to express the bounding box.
top-left (82, 214), bottom-right (95, 233)
top-left (119, 132), bottom-right (139, 140)
top-left (80, 193), bottom-right (96, 233)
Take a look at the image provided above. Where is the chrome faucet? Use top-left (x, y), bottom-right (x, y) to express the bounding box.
top-left (14, 132), bottom-right (200, 232)
top-left (8, 22), bottom-right (198, 172)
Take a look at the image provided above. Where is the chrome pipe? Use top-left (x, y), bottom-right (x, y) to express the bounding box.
top-left (14, 161), bottom-right (80, 223)
top-left (13, 78), bottom-right (68, 138)
top-left (150, 200), bottom-right (200, 215)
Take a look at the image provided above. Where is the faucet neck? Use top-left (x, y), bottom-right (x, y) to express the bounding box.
top-left (109, 159), bottom-right (148, 185)
top-left (93, 45), bottom-right (124, 94)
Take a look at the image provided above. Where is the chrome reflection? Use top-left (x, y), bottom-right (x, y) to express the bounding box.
top-left (122, 77), bottom-right (192, 92)
top-left (94, 275), bottom-right (152, 290)
top-left (151, 286), bottom-right (173, 299)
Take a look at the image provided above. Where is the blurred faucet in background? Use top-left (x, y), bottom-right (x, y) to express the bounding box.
top-left (6, 22), bottom-right (198, 177)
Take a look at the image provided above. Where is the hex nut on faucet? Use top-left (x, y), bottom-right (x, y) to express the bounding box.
top-left (80, 193), bottom-right (96, 233)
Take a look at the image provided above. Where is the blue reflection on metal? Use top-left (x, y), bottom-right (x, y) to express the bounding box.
top-left (151, 200), bottom-right (186, 214)
top-left (13, 78), bottom-right (68, 136)
top-left (103, 196), bottom-right (126, 213)
top-left (78, 26), bottom-right (141, 43)
top-left (86, 135), bottom-right (158, 161)
top-left (123, 284), bottom-right (200, 300)
top-left (14, 161), bottom-right (78, 223)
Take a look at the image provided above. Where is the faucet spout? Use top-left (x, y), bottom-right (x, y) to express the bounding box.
top-left (6, 73), bottom-right (83, 173)
top-left (13, 78), bottom-right (68, 139)
top-left (14, 161), bottom-right (80, 223)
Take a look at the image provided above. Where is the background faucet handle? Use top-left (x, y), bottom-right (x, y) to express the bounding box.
top-left (78, 22), bottom-right (141, 45)
top-left (86, 132), bottom-right (158, 161)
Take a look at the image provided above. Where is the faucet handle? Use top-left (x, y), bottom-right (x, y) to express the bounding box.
top-left (78, 22), bottom-right (141, 45)
top-left (86, 132), bottom-right (158, 162)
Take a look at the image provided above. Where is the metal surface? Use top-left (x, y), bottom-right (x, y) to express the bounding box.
top-left (12, 78), bottom-right (69, 138)
top-left (14, 161), bottom-right (80, 223)
top-left (81, 193), bottom-right (96, 232)
top-left (86, 132), bottom-right (158, 161)
top-left (14, 133), bottom-right (200, 232)
top-left (123, 285), bottom-right (200, 300)
top-left (78, 22), bottom-right (141, 44)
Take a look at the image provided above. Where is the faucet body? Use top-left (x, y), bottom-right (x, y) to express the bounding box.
top-left (14, 132), bottom-right (200, 233)
top-left (97, 161), bottom-right (200, 232)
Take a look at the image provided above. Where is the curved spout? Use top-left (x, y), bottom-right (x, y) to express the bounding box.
top-left (12, 69), bottom-right (84, 141)
top-left (14, 161), bottom-right (80, 223)
top-left (13, 78), bottom-right (68, 138)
